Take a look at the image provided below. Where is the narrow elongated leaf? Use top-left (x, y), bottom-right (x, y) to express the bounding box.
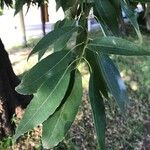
top-left (14, 0), bottom-right (26, 15)
top-left (39, 19), bottom-right (76, 58)
top-left (109, 0), bottom-right (120, 14)
top-left (93, 0), bottom-right (119, 35)
top-left (54, 19), bottom-right (76, 52)
top-left (133, 0), bottom-right (150, 2)
top-left (54, 18), bottom-right (76, 30)
top-left (89, 73), bottom-right (106, 150)
top-left (87, 36), bottom-right (150, 56)
top-left (53, 34), bottom-right (72, 52)
top-left (94, 0), bottom-right (121, 36)
top-left (85, 50), bottom-right (108, 98)
top-left (16, 51), bottom-right (72, 94)
top-left (13, 71), bottom-right (70, 142)
top-left (28, 26), bottom-right (78, 59)
top-left (93, 6), bottom-right (112, 36)
top-left (1, 0), bottom-right (13, 9)
top-left (121, 0), bottom-right (142, 42)
top-left (42, 71), bottom-right (82, 149)
top-left (55, 0), bottom-right (77, 11)
top-left (97, 53), bottom-right (128, 110)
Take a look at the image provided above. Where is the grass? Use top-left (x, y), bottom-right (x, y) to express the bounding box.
top-left (1, 29), bottom-right (150, 150)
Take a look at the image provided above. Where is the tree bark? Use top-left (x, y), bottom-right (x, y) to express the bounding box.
top-left (0, 39), bottom-right (32, 139)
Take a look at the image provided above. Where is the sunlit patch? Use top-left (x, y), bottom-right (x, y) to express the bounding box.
top-left (82, 74), bottom-right (90, 90)
top-left (130, 81), bottom-right (138, 91)
top-left (124, 75), bottom-right (131, 81)
top-left (120, 70), bottom-right (126, 78)
top-left (121, 70), bottom-right (132, 81)
top-left (127, 69), bottom-right (132, 75)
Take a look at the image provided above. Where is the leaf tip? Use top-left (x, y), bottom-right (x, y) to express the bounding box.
top-left (15, 84), bottom-right (28, 95)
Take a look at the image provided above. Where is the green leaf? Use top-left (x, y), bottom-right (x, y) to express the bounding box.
top-left (28, 26), bottom-right (78, 60)
top-left (54, 19), bottom-right (76, 52)
top-left (75, 13), bottom-right (88, 56)
top-left (53, 33), bottom-right (72, 52)
top-left (109, 0), bottom-right (120, 13)
top-left (42, 70), bottom-right (82, 149)
top-left (55, 0), bottom-right (77, 12)
top-left (16, 51), bottom-right (73, 94)
top-left (54, 18), bottom-right (76, 30)
top-left (87, 36), bottom-right (150, 56)
top-left (89, 73), bottom-right (106, 150)
top-left (93, 0), bottom-right (119, 35)
top-left (39, 19), bottom-right (76, 58)
top-left (13, 71), bottom-right (70, 142)
top-left (96, 53), bottom-right (128, 110)
top-left (0, 0), bottom-right (4, 9)
top-left (0, 0), bottom-right (13, 9)
top-left (14, 0), bottom-right (26, 15)
top-left (121, 0), bottom-right (142, 43)
top-left (85, 50), bottom-right (108, 98)
top-left (132, 0), bottom-right (150, 2)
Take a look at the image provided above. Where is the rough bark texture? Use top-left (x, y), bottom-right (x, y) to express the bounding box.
top-left (0, 39), bottom-right (32, 139)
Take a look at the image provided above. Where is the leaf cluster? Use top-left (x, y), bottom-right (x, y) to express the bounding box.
top-left (12, 0), bottom-right (150, 149)
top-left (0, 0), bottom-right (48, 14)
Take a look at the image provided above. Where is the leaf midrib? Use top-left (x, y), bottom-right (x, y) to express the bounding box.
top-left (16, 69), bottom-right (69, 137)
top-left (20, 51), bottom-right (71, 90)
top-left (87, 43), bottom-right (137, 52)
top-left (97, 53), bottom-right (122, 104)
top-left (45, 101), bottom-right (69, 146)
top-left (45, 80), bottom-right (79, 146)
top-left (34, 26), bottom-right (77, 54)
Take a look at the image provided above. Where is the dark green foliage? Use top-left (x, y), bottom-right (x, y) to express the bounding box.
top-left (121, 0), bottom-right (142, 42)
top-left (86, 51), bottom-right (108, 98)
top-left (89, 74), bottom-right (106, 150)
top-left (0, 0), bottom-right (13, 9)
top-left (96, 53), bottom-right (128, 111)
top-left (28, 25), bottom-right (78, 60)
top-left (6, 0), bottom-right (150, 149)
top-left (93, 0), bottom-right (120, 36)
top-left (14, 0), bottom-right (48, 15)
top-left (87, 36), bottom-right (150, 56)
top-left (42, 71), bottom-right (82, 149)
top-left (16, 51), bottom-right (73, 94)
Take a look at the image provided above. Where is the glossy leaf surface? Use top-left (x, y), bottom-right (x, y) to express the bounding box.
top-left (133, 0), bottom-right (150, 2)
top-left (14, 72), bottom-right (70, 141)
top-left (121, 0), bottom-right (142, 42)
top-left (87, 36), bottom-right (150, 56)
top-left (14, 0), bottom-right (26, 15)
top-left (54, 19), bottom-right (76, 52)
top-left (16, 51), bottom-right (72, 94)
top-left (94, 0), bottom-right (119, 35)
top-left (55, 0), bottom-right (77, 11)
top-left (89, 74), bottom-right (106, 150)
top-left (42, 71), bottom-right (82, 149)
top-left (86, 50), bottom-right (108, 98)
top-left (28, 26), bottom-right (77, 59)
top-left (97, 53), bottom-right (128, 110)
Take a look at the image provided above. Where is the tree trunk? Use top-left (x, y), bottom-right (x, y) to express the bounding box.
top-left (0, 39), bottom-right (32, 139)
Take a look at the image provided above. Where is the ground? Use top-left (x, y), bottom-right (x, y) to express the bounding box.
top-left (0, 31), bottom-right (150, 150)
